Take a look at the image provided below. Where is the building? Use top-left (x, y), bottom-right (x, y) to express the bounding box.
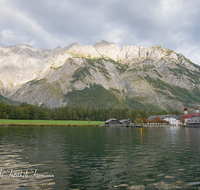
top-left (148, 115), bottom-right (182, 126)
top-left (119, 119), bottom-right (131, 125)
top-left (105, 118), bottom-right (121, 125)
top-left (105, 118), bottom-right (131, 126)
top-left (163, 115), bottom-right (182, 126)
top-left (185, 116), bottom-right (200, 127)
top-left (181, 107), bottom-right (200, 123)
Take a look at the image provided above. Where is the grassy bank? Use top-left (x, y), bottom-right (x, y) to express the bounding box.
top-left (0, 119), bottom-right (105, 126)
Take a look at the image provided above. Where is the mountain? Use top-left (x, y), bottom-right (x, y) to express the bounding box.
top-left (1, 40), bottom-right (200, 111)
top-left (0, 94), bottom-right (20, 106)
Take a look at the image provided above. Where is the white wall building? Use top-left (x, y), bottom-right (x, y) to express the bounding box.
top-left (163, 116), bottom-right (181, 126)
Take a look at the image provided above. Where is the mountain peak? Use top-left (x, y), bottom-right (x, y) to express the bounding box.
top-left (97, 40), bottom-right (110, 45)
top-left (93, 40), bottom-right (118, 48)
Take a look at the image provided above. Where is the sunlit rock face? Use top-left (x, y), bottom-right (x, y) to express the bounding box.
top-left (0, 41), bottom-right (199, 109)
top-left (0, 44), bottom-right (62, 96)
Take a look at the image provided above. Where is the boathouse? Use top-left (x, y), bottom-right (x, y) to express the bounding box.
top-left (104, 118), bottom-right (131, 126)
top-left (119, 118), bottom-right (131, 125)
top-left (105, 118), bottom-right (122, 125)
top-left (185, 116), bottom-right (200, 127)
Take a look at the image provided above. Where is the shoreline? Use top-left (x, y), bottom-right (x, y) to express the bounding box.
top-left (0, 123), bottom-right (101, 127)
top-left (0, 119), bottom-right (183, 127)
top-left (0, 124), bottom-right (178, 127)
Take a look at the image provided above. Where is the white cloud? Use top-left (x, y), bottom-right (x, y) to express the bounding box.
top-left (175, 43), bottom-right (200, 65)
top-left (0, 0), bottom-right (67, 48)
top-left (0, 0), bottom-right (200, 64)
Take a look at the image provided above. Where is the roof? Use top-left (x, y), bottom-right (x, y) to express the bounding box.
top-left (105, 118), bottom-right (123, 124)
top-left (120, 119), bottom-right (130, 123)
top-left (182, 113), bottom-right (200, 119)
top-left (187, 116), bottom-right (200, 124)
top-left (148, 114), bottom-right (182, 120)
top-left (105, 118), bottom-right (118, 123)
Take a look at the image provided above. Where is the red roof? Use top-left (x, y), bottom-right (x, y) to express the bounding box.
top-left (182, 113), bottom-right (200, 119)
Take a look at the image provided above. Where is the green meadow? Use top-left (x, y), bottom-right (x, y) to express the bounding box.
top-left (0, 119), bottom-right (105, 126)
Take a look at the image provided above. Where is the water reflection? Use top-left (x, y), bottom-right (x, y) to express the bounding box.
top-left (0, 126), bottom-right (200, 189)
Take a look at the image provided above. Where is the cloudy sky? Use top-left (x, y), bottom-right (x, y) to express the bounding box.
top-left (1, 0), bottom-right (200, 64)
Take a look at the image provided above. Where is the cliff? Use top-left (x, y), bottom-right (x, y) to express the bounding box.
top-left (1, 40), bottom-right (200, 111)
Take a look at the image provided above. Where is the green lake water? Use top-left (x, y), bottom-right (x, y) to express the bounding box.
top-left (0, 126), bottom-right (200, 189)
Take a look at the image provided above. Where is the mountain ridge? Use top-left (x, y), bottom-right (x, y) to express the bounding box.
top-left (1, 40), bottom-right (200, 111)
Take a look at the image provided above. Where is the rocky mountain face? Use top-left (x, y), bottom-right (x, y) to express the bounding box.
top-left (1, 40), bottom-right (200, 111)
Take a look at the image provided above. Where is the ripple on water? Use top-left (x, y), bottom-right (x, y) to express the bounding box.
top-left (188, 182), bottom-right (200, 186)
top-left (127, 185), bottom-right (145, 189)
top-left (1, 126), bottom-right (200, 189)
top-left (165, 175), bottom-right (175, 178)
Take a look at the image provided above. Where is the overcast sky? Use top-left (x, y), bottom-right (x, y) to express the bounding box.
top-left (1, 0), bottom-right (200, 64)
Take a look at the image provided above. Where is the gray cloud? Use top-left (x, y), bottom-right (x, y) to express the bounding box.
top-left (1, 0), bottom-right (200, 64)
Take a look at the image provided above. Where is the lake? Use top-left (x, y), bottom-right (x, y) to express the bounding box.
top-left (0, 126), bottom-right (200, 189)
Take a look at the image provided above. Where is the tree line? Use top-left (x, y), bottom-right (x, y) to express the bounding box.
top-left (0, 102), bottom-right (182, 122)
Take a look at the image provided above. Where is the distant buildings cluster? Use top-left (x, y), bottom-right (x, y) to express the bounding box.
top-left (105, 107), bottom-right (200, 127)
top-left (148, 107), bottom-right (200, 126)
